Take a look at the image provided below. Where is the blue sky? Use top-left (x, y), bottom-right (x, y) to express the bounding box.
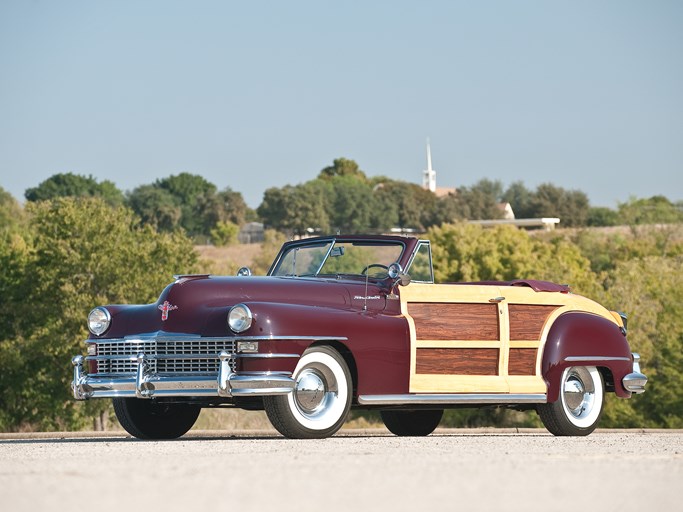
top-left (1, 0), bottom-right (681, 208)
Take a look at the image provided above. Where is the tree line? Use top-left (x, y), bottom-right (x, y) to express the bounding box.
top-left (1, 161), bottom-right (681, 430)
top-left (0, 185), bottom-right (681, 430)
top-left (12, 158), bottom-right (683, 242)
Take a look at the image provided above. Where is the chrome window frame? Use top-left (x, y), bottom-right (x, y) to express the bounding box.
top-left (405, 240), bottom-right (434, 283)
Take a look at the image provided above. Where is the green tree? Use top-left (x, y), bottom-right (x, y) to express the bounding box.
top-left (367, 181), bottom-right (400, 232)
top-left (456, 187), bottom-right (505, 220)
top-left (258, 182), bottom-right (331, 236)
top-left (429, 223), bottom-right (542, 283)
top-left (216, 187), bottom-right (250, 225)
top-left (0, 186), bottom-right (25, 234)
top-left (128, 174), bottom-right (250, 239)
top-left (587, 206), bottom-right (620, 227)
top-left (196, 187), bottom-right (250, 236)
top-left (155, 173), bottom-right (217, 236)
top-left (210, 220), bottom-right (239, 246)
top-left (318, 157), bottom-right (367, 181)
top-left (127, 185), bottom-right (182, 232)
top-left (328, 175), bottom-right (375, 233)
top-left (0, 198), bottom-right (197, 431)
top-left (529, 183), bottom-right (590, 227)
top-left (471, 179), bottom-right (504, 202)
top-left (502, 181), bottom-right (534, 219)
top-left (25, 172), bottom-right (125, 206)
top-left (600, 256), bottom-right (683, 427)
top-left (371, 179), bottom-right (437, 230)
top-left (618, 195), bottom-right (683, 226)
top-left (567, 224), bottom-right (683, 273)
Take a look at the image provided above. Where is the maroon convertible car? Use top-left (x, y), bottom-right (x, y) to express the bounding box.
top-left (72, 235), bottom-right (646, 439)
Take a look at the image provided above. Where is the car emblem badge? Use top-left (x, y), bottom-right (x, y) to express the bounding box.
top-left (158, 301), bottom-right (178, 321)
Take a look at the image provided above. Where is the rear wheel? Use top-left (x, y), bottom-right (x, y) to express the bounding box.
top-left (113, 398), bottom-right (200, 440)
top-left (381, 409), bottom-right (444, 436)
top-left (264, 346), bottom-right (352, 439)
top-left (537, 366), bottom-right (604, 436)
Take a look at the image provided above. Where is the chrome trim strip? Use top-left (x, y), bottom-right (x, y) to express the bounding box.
top-left (564, 356), bottom-right (631, 362)
top-left (357, 393), bottom-right (548, 406)
top-left (234, 353), bottom-right (300, 359)
top-left (87, 335), bottom-right (348, 344)
top-left (314, 240), bottom-right (337, 276)
top-left (86, 353), bottom-right (300, 361)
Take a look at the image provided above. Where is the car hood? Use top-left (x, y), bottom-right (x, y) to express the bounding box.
top-left (93, 275), bottom-right (389, 339)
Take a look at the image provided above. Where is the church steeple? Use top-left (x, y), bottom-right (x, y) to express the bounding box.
top-left (422, 139), bottom-right (436, 192)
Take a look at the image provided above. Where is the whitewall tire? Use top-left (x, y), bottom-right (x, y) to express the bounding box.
top-left (263, 346), bottom-right (352, 439)
top-left (537, 366), bottom-right (604, 436)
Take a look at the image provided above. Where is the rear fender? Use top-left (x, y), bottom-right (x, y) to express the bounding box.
top-left (542, 311), bottom-right (633, 402)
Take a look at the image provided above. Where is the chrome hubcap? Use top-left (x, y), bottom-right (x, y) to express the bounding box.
top-left (294, 369), bottom-right (326, 413)
top-left (285, 349), bottom-right (351, 433)
top-left (562, 367), bottom-right (595, 419)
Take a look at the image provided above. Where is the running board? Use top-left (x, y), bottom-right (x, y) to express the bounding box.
top-left (357, 393), bottom-right (547, 406)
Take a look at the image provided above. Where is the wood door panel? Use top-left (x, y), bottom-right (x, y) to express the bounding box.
top-left (508, 305), bottom-right (559, 341)
top-left (416, 348), bottom-right (499, 375)
top-left (508, 348), bottom-right (538, 375)
top-left (409, 303), bottom-right (500, 341)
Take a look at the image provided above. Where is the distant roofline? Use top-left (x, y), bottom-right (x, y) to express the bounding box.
top-left (469, 218), bottom-right (561, 231)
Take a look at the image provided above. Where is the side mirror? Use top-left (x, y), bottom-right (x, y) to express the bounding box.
top-left (236, 267), bottom-right (252, 277)
top-left (388, 262), bottom-right (411, 287)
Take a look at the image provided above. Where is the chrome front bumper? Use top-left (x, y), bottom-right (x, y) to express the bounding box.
top-left (72, 350), bottom-right (295, 400)
top-left (622, 353), bottom-right (647, 394)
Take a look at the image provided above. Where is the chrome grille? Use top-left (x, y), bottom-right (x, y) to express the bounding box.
top-left (157, 358), bottom-right (218, 374)
top-left (92, 337), bottom-right (235, 375)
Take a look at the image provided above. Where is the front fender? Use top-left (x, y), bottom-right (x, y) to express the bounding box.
top-left (542, 311), bottom-right (633, 401)
top-left (243, 302), bottom-right (410, 396)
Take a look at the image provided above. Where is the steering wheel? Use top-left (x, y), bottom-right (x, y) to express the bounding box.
top-left (361, 263), bottom-right (389, 275)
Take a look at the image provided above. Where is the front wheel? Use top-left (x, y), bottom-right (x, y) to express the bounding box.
top-left (381, 409), bottom-right (444, 436)
top-left (113, 398), bottom-right (200, 440)
top-left (264, 346), bottom-right (352, 439)
top-left (537, 366), bottom-right (604, 436)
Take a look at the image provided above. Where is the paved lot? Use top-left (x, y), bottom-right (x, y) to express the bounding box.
top-left (1, 430), bottom-right (681, 512)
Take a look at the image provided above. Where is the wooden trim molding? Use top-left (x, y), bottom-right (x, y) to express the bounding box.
top-left (416, 348), bottom-right (499, 375)
top-left (409, 303), bottom-right (500, 341)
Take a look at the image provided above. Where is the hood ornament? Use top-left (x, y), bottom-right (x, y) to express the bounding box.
top-left (158, 301), bottom-right (178, 321)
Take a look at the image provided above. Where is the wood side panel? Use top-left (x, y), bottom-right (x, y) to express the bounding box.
top-left (416, 348), bottom-right (499, 375)
top-left (409, 303), bottom-right (499, 341)
top-left (508, 305), bottom-right (560, 341)
top-left (508, 348), bottom-right (538, 375)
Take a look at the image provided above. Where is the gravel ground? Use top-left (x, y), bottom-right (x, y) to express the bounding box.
top-left (1, 430), bottom-right (681, 512)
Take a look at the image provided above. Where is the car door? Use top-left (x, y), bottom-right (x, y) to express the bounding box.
top-left (400, 283), bottom-right (549, 395)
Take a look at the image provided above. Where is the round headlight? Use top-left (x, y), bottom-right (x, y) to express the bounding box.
top-left (88, 307), bottom-right (111, 336)
top-left (228, 304), bottom-right (253, 333)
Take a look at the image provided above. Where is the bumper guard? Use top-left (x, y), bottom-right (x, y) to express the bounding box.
top-left (622, 353), bottom-right (647, 394)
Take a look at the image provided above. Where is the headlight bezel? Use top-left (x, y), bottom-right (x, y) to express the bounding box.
top-left (88, 307), bottom-right (111, 336)
top-left (228, 303), bottom-right (253, 333)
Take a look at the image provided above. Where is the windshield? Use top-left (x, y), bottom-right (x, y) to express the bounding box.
top-left (270, 240), bottom-right (405, 279)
